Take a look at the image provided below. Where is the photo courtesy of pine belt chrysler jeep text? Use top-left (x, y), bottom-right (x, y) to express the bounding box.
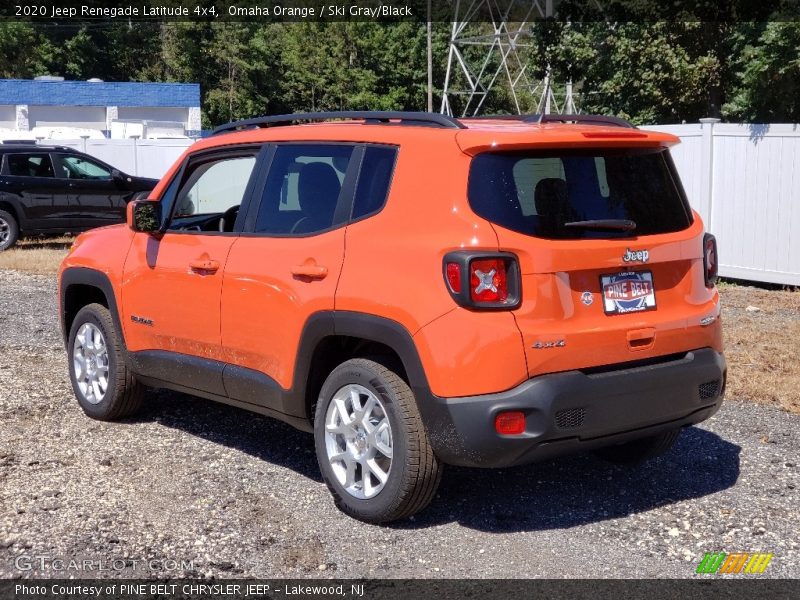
top-left (58, 111), bottom-right (726, 523)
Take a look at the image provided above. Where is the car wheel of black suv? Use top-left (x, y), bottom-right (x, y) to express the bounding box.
top-left (593, 429), bottom-right (681, 465)
top-left (314, 358), bottom-right (442, 523)
top-left (0, 209), bottom-right (19, 251)
top-left (68, 303), bottom-right (144, 420)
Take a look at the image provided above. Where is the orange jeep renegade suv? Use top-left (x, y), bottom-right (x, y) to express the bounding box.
top-left (59, 112), bottom-right (725, 523)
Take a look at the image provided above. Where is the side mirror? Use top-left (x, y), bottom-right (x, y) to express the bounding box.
top-left (127, 200), bottom-right (162, 234)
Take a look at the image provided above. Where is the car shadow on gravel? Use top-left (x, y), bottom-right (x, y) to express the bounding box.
top-left (402, 427), bottom-right (741, 532)
top-left (128, 392), bottom-right (739, 532)
top-left (129, 389), bottom-right (323, 482)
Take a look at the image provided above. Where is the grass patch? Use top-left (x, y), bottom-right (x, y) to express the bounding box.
top-left (720, 285), bottom-right (800, 414)
top-left (0, 236), bottom-right (73, 274)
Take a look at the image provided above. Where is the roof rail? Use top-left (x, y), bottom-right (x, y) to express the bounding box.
top-left (463, 113), bottom-right (636, 129)
top-left (212, 111), bottom-right (466, 135)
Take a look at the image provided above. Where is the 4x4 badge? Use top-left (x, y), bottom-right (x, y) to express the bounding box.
top-left (532, 339), bottom-right (566, 349)
top-left (622, 248), bottom-right (649, 263)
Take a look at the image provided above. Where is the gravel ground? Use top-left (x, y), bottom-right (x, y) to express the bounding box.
top-left (0, 269), bottom-right (798, 580)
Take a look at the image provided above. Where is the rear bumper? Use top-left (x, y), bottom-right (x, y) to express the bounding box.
top-left (417, 348), bottom-right (726, 467)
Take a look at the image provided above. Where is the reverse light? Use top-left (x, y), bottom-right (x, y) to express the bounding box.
top-left (495, 411), bottom-right (526, 435)
top-left (703, 233), bottom-right (718, 287)
top-left (443, 251), bottom-right (521, 310)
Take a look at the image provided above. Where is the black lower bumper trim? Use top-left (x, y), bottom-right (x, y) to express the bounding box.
top-left (416, 348), bottom-right (726, 467)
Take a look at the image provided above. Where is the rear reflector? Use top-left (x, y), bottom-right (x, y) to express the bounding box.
top-left (495, 411), bottom-right (526, 435)
top-left (445, 262), bottom-right (462, 293)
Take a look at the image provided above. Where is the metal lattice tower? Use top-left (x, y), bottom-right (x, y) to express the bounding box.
top-left (440, 0), bottom-right (578, 117)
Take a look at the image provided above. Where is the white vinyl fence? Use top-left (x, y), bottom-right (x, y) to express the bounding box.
top-left (44, 138), bottom-right (194, 180)
top-left (647, 121), bottom-right (800, 286)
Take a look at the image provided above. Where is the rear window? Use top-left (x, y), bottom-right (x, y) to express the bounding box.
top-left (468, 148), bottom-right (693, 239)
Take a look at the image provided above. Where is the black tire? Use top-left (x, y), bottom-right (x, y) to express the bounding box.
top-left (314, 358), bottom-right (442, 523)
top-left (0, 209), bottom-right (19, 251)
top-left (67, 303), bottom-right (144, 421)
top-left (593, 429), bottom-right (681, 465)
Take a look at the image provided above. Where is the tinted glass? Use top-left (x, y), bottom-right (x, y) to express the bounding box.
top-left (58, 155), bottom-right (111, 179)
top-left (468, 148), bottom-right (692, 239)
top-left (255, 144), bottom-right (354, 235)
top-left (6, 153), bottom-right (55, 178)
top-left (352, 146), bottom-right (397, 220)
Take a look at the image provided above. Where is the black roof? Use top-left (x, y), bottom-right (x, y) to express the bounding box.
top-left (0, 142), bottom-right (75, 152)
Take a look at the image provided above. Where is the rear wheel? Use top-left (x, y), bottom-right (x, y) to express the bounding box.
top-left (593, 429), bottom-right (681, 464)
top-left (0, 209), bottom-right (19, 251)
top-left (314, 358), bottom-right (441, 523)
top-left (68, 303), bottom-right (144, 420)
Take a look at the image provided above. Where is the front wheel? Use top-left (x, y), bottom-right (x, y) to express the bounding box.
top-left (314, 358), bottom-right (441, 523)
top-left (68, 303), bottom-right (144, 420)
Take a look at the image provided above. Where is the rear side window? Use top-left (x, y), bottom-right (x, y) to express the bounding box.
top-left (468, 148), bottom-right (693, 239)
top-left (6, 153), bottom-right (55, 178)
top-left (352, 146), bottom-right (397, 220)
top-left (255, 144), bottom-right (355, 235)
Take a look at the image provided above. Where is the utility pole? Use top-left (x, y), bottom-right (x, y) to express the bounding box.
top-left (427, 0), bottom-right (433, 112)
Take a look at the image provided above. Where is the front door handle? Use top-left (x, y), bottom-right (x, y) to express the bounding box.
top-left (189, 258), bottom-right (220, 273)
top-left (291, 264), bottom-right (328, 279)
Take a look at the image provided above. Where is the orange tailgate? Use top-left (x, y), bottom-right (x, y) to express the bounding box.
top-left (498, 217), bottom-right (722, 377)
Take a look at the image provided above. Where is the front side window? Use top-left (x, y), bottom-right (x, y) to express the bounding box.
top-left (6, 153), bottom-right (55, 178)
top-left (174, 156), bottom-right (256, 217)
top-left (255, 144), bottom-right (355, 235)
top-left (57, 155), bottom-right (112, 179)
top-left (468, 148), bottom-right (693, 239)
top-left (169, 154), bottom-right (257, 232)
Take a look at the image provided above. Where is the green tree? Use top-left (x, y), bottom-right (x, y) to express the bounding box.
top-left (724, 22), bottom-right (800, 122)
top-left (0, 22), bottom-right (42, 78)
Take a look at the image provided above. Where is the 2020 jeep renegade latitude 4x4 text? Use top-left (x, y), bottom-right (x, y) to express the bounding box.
top-left (59, 111), bottom-right (726, 523)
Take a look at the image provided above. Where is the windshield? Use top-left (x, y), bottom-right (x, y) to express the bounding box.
top-left (468, 147), bottom-right (693, 239)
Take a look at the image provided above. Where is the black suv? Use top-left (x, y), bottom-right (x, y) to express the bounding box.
top-left (0, 143), bottom-right (158, 250)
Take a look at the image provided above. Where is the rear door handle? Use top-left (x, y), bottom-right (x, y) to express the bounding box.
top-left (291, 264), bottom-right (328, 279)
top-left (189, 258), bottom-right (220, 273)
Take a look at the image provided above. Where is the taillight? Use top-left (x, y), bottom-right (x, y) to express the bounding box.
top-left (703, 233), bottom-right (718, 287)
top-left (443, 251), bottom-right (521, 310)
top-left (469, 258), bottom-right (508, 303)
